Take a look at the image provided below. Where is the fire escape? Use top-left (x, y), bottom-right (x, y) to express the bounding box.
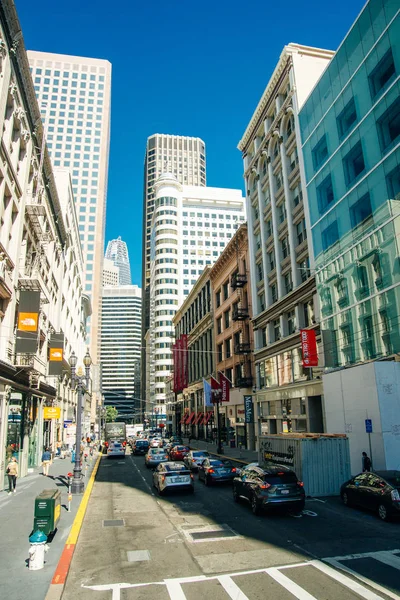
top-left (231, 241), bottom-right (253, 389)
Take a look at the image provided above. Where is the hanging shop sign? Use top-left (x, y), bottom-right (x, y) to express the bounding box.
top-left (43, 407), bottom-right (61, 420)
top-left (15, 290), bottom-right (40, 353)
top-left (300, 329), bottom-right (318, 367)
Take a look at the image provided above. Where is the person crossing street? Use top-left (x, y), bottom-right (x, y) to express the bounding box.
top-left (6, 457), bottom-right (18, 494)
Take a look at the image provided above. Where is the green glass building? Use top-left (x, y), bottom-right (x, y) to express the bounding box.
top-left (299, 0), bottom-right (400, 369)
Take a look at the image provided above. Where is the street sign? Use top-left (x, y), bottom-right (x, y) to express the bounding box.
top-left (365, 419), bottom-right (373, 433)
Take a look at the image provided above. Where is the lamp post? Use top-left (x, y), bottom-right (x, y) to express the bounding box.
top-left (70, 349), bottom-right (91, 494)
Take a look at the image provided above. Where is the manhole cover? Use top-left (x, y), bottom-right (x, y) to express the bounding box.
top-left (127, 550), bottom-right (150, 562)
top-left (191, 530), bottom-right (237, 540)
top-left (103, 519), bottom-right (125, 527)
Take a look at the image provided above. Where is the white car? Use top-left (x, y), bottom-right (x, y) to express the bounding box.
top-left (107, 441), bottom-right (126, 458)
top-left (150, 438), bottom-right (162, 448)
top-left (153, 462), bottom-right (194, 495)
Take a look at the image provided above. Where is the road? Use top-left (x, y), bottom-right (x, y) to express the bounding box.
top-left (62, 450), bottom-right (400, 600)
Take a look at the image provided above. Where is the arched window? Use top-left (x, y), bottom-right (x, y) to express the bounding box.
top-left (287, 114), bottom-right (295, 138)
top-left (272, 140), bottom-right (279, 159)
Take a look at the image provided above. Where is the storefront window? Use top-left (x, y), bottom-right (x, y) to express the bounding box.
top-left (293, 347), bottom-right (307, 381)
top-left (277, 351), bottom-right (293, 386)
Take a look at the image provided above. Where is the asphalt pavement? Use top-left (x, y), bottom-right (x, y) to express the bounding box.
top-left (61, 449), bottom-right (400, 600)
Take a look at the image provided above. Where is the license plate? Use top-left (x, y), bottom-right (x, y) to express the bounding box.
top-left (171, 476), bottom-right (189, 483)
top-left (217, 469), bottom-right (229, 475)
top-left (280, 489), bottom-right (289, 494)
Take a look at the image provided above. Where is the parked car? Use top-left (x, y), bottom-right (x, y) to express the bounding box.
top-left (341, 471), bottom-right (400, 521)
top-left (145, 448), bottom-right (169, 469)
top-left (183, 451), bottom-right (211, 471)
top-left (169, 436), bottom-right (183, 444)
top-left (198, 458), bottom-right (237, 485)
top-left (133, 439), bottom-right (150, 455)
top-left (153, 462), bottom-right (194, 495)
top-left (232, 464), bottom-right (305, 515)
top-left (107, 441), bottom-right (126, 459)
top-left (169, 445), bottom-right (190, 461)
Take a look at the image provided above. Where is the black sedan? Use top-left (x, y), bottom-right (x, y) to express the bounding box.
top-left (132, 440), bottom-right (149, 455)
top-left (232, 464), bottom-right (305, 515)
top-left (198, 458), bottom-right (237, 485)
top-left (341, 471), bottom-right (400, 521)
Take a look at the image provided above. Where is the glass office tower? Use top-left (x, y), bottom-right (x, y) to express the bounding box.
top-left (299, 0), bottom-right (400, 369)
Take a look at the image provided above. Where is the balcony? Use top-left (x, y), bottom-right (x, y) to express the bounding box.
top-left (232, 305), bottom-right (249, 321)
top-left (236, 376), bottom-right (253, 388)
top-left (14, 353), bottom-right (47, 375)
top-left (231, 273), bottom-right (247, 289)
top-left (234, 342), bottom-right (251, 355)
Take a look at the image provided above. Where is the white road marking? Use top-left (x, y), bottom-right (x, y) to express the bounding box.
top-left (217, 575), bottom-right (249, 599)
top-left (324, 558), bottom-right (400, 600)
top-left (374, 551), bottom-right (400, 571)
top-left (267, 566), bottom-right (318, 599)
top-left (165, 579), bottom-right (187, 600)
top-left (311, 560), bottom-right (387, 600)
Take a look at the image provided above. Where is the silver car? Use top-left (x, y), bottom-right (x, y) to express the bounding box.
top-left (183, 450), bottom-right (210, 471)
top-left (145, 448), bottom-right (168, 468)
top-left (153, 462), bottom-right (194, 495)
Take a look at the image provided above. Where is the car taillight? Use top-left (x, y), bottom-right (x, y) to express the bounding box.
top-left (123, 441), bottom-right (126, 446)
top-left (391, 489), bottom-right (400, 502)
top-left (161, 475), bottom-right (166, 482)
top-left (208, 468), bottom-right (215, 474)
top-left (297, 481), bottom-right (304, 487)
top-left (192, 459), bottom-right (196, 462)
top-left (259, 482), bottom-right (271, 489)
top-left (231, 468), bottom-right (237, 472)
top-left (190, 473), bottom-right (194, 480)
top-left (105, 442), bottom-right (109, 447)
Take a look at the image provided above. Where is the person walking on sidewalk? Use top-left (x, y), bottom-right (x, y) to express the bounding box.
top-left (41, 447), bottom-right (52, 476)
top-left (6, 457), bottom-right (18, 494)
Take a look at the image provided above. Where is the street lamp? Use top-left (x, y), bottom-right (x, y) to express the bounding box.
top-left (70, 349), bottom-right (91, 494)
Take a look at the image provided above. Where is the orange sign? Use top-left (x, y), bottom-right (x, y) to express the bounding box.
top-left (18, 312), bottom-right (38, 332)
top-left (43, 407), bottom-right (61, 420)
top-left (50, 348), bottom-right (63, 361)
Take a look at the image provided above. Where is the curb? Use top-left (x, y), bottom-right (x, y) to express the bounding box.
top-left (45, 453), bottom-right (102, 600)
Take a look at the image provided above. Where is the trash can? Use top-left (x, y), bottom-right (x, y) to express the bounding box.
top-left (33, 489), bottom-right (61, 535)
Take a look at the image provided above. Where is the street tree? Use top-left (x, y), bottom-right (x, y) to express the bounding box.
top-left (105, 406), bottom-right (118, 422)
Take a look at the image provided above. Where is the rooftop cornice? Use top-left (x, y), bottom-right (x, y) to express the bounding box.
top-left (238, 43), bottom-right (335, 153)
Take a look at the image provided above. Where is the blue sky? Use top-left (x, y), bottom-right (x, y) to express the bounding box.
top-left (16, 0), bottom-right (365, 286)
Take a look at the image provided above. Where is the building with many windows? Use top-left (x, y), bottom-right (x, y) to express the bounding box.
top-left (27, 50), bottom-right (112, 366)
top-left (238, 44), bottom-right (333, 439)
top-left (100, 285), bottom-right (142, 422)
top-left (147, 173), bottom-right (245, 417)
top-left (103, 258), bottom-right (119, 287)
top-left (105, 236), bottom-right (131, 285)
top-left (209, 224), bottom-right (256, 449)
top-left (299, 0), bottom-right (400, 473)
top-left (141, 134), bottom-right (206, 408)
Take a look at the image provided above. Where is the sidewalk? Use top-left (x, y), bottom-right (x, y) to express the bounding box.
top-left (0, 453), bottom-right (96, 600)
top-left (184, 437), bottom-right (258, 463)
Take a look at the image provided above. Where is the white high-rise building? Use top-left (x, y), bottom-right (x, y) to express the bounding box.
top-left (100, 285), bottom-right (142, 422)
top-left (103, 258), bottom-right (119, 287)
top-left (105, 236), bottom-right (131, 285)
top-left (27, 51), bottom-right (112, 364)
top-left (142, 134), bottom-right (206, 404)
top-left (147, 173), bottom-right (246, 415)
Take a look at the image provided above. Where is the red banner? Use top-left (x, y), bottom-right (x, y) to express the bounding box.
top-left (176, 337), bottom-right (183, 391)
top-left (211, 376), bottom-right (222, 404)
top-left (300, 329), bottom-right (318, 367)
top-left (181, 334), bottom-right (188, 389)
top-left (219, 371), bottom-right (231, 403)
top-left (173, 344), bottom-right (178, 393)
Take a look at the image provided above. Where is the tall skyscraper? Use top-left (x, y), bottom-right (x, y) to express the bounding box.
top-left (141, 134), bottom-right (206, 402)
top-left (27, 51), bottom-right (112, 365)
top-left (100, 285), bottom-right (142, 422)
top-left (147, 173), bottom-right (246, 416)
top-left (105, 236), bottom-right (132, 285)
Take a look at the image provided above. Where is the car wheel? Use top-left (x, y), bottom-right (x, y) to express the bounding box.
top-left (342, 492), bottom-right (352, 507)
top-left (251, 494), bottom-right (261, 516)
top-left (378, 503), bottom-right (390, 521)
top-left (233, 486), bottom-right (240, 503)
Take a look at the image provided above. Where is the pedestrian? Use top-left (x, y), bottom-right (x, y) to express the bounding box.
top-left (42, 447), bottom-right (52, 476)
top-left (6, 457), bottom-right (18, 494)
top-left (362, 451), bottom-right (372, 472)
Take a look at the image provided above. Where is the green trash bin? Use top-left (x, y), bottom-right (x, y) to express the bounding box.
top-left (33, 489), bottom-right (61, 535)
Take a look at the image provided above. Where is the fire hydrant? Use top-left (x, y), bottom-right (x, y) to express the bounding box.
top-left (28, 530), bottom-right (49, 570)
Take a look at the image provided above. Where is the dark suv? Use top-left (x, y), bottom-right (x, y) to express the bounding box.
top-left (233, 463), bottom-right (305, 515)
top-left (341, 470), bottom-right (400, 521)
top-left (133, 439), bottom-right (150, 455)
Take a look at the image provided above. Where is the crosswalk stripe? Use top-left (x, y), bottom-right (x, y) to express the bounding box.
top-left (165, 580), bottom-right (186, 600)
top-left (266, 567), bottom-right (318, 600)
top-left (374, 551), bottom-right (400, 571)
top-left (311, 560), bottom-right (387, 600)
top-left (324, 558), bottom-right (400, 600)
top-left (217, 575), bottom-right (249, 600)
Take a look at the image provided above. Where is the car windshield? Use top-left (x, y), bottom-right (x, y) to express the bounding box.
top-left (113, 444), bottom-right (121, 448)
top-left (264, 471), bottom-right (297, 484)
top-left (150, 449), bottom-right (166, 455)
top-left (209, 460), bottom-right (232, 467)
top-left (136, 441), bottom-right (148, 446)
top-left (166, 464), bottom-right (187, 472)
top-left (175, 446), bottom-right (188, 451)
top-left (193, 452), bottom-right (208, 457)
